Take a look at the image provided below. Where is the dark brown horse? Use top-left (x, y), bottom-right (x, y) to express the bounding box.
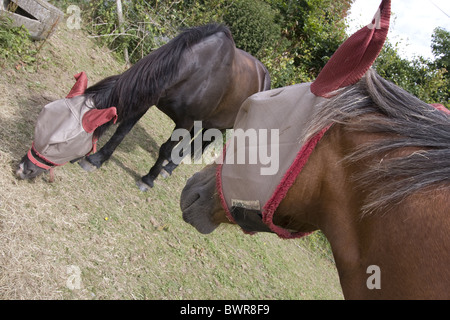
top-left (16, 24), bottom-right (270, 190)
top-left (180, 69), bottom-right (450, 299)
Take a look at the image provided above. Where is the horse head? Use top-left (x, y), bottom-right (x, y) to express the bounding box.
top-left (181, 0), bottom-right (450, 299)
top-left (16, 72), bottom-right (117, 180)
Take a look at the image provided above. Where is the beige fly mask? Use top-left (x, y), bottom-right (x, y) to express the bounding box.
top-left (27, 72), bottom-right (118, 170)
top-left (217, 0), bottom-right (392, 239)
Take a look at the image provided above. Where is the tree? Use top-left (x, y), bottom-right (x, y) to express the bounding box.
top-left (431, 27), bottom-right (450, 107)
top-left (432, 27), bottom-right (450, 70)
top-left (223, 0), bottom-right (280, 56)
top-left (266, 0), bottom-right (353, 74)
top-left (374, 39), bottom-right (449, 108)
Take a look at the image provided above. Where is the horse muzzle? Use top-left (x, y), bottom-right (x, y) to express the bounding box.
top-left (180, 165), bottom-right (221, 234)
top-left (16, 154), bottom-right (48, 180)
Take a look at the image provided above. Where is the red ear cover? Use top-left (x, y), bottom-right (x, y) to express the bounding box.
top-left (311, 0), bottom-right (391, 97)
top-left (82, 107), bottom-right (118, 133)
top-left (430, 103), bottom-right (450, 115)
top-left (66, 72), bottom-right (88, 98)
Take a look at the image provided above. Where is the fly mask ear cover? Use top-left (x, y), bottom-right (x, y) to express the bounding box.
top-left (28, 72), bottom-right (118, 168)
top-left (217, 0), bottom-right (391, 239)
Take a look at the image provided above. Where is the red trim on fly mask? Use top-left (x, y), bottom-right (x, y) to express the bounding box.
top-left (431, 103), bottom-right (450, 115)
top-left (29, 142), bottom-right (67, 168)
top-left (66, 72), bottom-right (88, 99)
top-left (82, 107), bottom-right (118, 156)
top-left (27, 146), bottom-right (53, 170)
top-left (261, 125), bottom-right (331, 239)
top-left (27, 142), bottom-right (67, 182)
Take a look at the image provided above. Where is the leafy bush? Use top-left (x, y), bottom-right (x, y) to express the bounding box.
top-left (375, 41), bottom-right (450, 108)
top-left (0, 15), bottom-right (36, 67)
top-left (259, 44), bottom-right (313, 88)
top-left (222, 0), bottom-right (280, 56)
top-left (83, 0), bottom-right (228, 64)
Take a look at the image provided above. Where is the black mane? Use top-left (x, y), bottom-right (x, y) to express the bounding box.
top-left (84, 23), bottom-right (233, 136)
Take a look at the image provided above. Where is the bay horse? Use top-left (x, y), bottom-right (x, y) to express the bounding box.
top-left (180, 69), bottom-right (450, 299)
top-left (16, 24), bottom-right (270, 190)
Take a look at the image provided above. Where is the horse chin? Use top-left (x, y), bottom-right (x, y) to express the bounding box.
top-left (16, 156), bottom-right (47, 180)
top-left (180, 188), bottom-right (219, 234)
top-left (183, 209), bottom-right (219, 234)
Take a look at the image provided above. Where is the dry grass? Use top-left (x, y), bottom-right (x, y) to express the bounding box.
top-left (0, 25), bottom-right (342, 300)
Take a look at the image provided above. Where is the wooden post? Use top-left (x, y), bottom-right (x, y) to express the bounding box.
top-left (116, 0), bottom-right (130, 66)
top-left (1, 0), bottom-right (64, 40)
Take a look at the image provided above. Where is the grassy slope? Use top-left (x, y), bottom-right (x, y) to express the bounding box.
top-left (0, 25), bottom-right (343, 300)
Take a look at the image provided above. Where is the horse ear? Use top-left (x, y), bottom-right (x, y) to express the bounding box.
top-left (82, 107), bottom-right (118, 133)
top-left (66, 72), bottom-right (88, 98)
top-left (311, 0), bottom-right (391, 97)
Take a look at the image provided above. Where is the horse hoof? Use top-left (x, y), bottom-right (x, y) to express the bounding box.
top-left (160, 169), bottom-right (170, 179)
top-left (136, 179), bottom-right (153, 192)
top-left (78, 158), bottom-right (98, 172)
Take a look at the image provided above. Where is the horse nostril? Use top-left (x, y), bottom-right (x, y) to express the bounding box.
top-left (180, 191), bottom-right (201, 212)
top-left (16, 159), bottom-right (44, 180)
top-left (16, 162), bottom-right (27, 179)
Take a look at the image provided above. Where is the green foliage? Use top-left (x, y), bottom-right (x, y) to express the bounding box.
top-left (267, 0), bottom-right (352, 75)
top-left (222, 0), bottom-right (280, 56)
top-left (432, 27), bottom-right (450, 70)
top-left (83, 0), bottom-right (229, 63)
top-left (0, 15), bottom-right (36, 67)
top-left (76, 0), bottom-right (353, 88)
top-left (431, 27), bottom-right (450, 108)
top-left (3, 0), bottom-right (448, 106)
top-left (259, 44), bottom-right (313, 88)
top-left (375, 38), bottom-right (450, 108)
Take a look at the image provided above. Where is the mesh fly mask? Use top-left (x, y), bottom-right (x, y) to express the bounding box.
top-left (26, 72), bottom-right (118, 174)
top-left (217, 0), bottom-right (393, 239)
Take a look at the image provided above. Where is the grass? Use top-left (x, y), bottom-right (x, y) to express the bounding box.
top-left (0, 24), bottom-right (343, 300)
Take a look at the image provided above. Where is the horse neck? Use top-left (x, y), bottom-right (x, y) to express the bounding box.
top-left (313, 125), bottom-right (381, 298)
top-left (275, 123), bottom-right (366, 263)
top-left (299, 124), bottom-right (450, 299)
top-left (277, 123), bottom-right (389, 298)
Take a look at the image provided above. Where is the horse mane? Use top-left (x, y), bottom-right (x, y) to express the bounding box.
top-left (84, 23), bottom-right (233, 136)
top-left (305, 68), bottom-right (450, 215)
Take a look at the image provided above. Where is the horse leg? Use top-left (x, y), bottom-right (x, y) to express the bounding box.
top-left (137, 122), bottom-right (193, 191)
top-left (160, 128), bottom-right (217, 178)
top-left (159, 126), bottom-right (201, 178)
top-left (79, 111), bottom-right (146, 172)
